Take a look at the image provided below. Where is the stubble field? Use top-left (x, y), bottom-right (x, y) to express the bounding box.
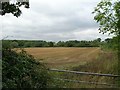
top-left (16, 47), bottom-right (117, 88)
top-left (23, 47), bottom-right (101, 69)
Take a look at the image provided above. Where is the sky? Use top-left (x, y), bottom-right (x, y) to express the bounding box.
top-left (1, 0), bottom-right (114, 41)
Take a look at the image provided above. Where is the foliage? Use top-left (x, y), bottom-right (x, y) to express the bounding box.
top-left (71, 50), bottom-right (118, 87)
top-left (101, 36), bottom-right (118, 50)
top-left (2, 47), bottom-right (51, 88)
top-left (93, 0), bottom-right (120, 86)
top-left (3, 38), bottom-right (102, 48)
top-left (0, 1), bottom-right (29, 17)
top-left (2, 40), bottom-right (12, 49)
top-left (10, 41), bottom-right (19, 48)
top-left (92, 0), bottom-right (120, 35)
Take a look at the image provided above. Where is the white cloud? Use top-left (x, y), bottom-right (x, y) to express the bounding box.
top-left (73, 28), bottom-right (114, 41)
top-left (1, 0), bottom-right (113, 41)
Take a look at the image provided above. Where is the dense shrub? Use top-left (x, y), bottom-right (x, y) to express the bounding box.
top-left (2, 48), bottom-right (51, 88)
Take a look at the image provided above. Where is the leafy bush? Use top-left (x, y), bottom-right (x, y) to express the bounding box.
top-left (2, 48), bottom-right (51, 88)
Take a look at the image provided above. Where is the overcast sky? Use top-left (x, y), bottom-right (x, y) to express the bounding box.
top-left (1, 0), bottom-right (114, 41)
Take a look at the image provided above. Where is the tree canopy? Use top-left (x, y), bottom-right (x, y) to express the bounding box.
top-left (2, 39), bottom-right (102, 48)
top-left (0, 1), bottom-right (29, 17)
top-left (92, 0), bottom-right (120, 35)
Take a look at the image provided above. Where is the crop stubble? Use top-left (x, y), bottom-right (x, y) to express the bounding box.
top-left (23, 47), bottom-right (101, 69)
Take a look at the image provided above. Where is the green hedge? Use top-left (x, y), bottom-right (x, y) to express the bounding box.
top-left (2, 48), bottom-right (51, 88)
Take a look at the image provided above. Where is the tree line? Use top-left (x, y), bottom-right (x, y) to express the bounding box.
top-left (2, 38), bottom-right (102, 48)
top-left (3, 36), bottom-right (118, 50)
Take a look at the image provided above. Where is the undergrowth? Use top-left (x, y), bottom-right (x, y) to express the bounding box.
top-left (51, 50), bottom-right (118, 88)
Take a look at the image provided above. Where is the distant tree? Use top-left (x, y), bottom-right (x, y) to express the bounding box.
top-left (17, 40), bottom-right (26, 47)
top-left (48, 42), bottom-right (54, 47)
top-left (10, 41), bottom-right (18, 48)
top-left (79, 41), bottom-right (86, 47)
top-left (97, 38), bottom-right (101, 42)
top-left (24, 41), bottom-right (37, 47)
top-left (24, 42), bottom-right (31, 47)
top-left (34, 42), bottom-right (42, 47)
top-left (57, 41), bottom-right (65, 47)
top-left (65, 41), bottom-right (74, 47)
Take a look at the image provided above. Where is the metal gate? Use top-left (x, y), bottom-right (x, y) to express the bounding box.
top-left (49, 68), bottom-right (120, 88)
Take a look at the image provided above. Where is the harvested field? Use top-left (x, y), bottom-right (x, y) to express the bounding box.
top-left (22, 47), bottom-right (101, 69)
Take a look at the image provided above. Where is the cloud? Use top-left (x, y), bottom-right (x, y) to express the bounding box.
top-left (73, 28), bottom-right (114, 41)
top-left (1, 0), bottom-right (113, 41)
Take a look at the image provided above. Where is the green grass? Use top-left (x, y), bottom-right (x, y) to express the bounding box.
top-left (49, 50), bottom-right (118, 88)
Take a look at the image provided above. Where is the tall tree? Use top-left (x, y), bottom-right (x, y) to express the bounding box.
top-left (92, 0), bottom-right (120, 86)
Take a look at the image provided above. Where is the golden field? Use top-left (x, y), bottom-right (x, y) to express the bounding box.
top-left (15, 47), bottom-right (118, 87)
top-left (21, 47), bottom-right (101, 69)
